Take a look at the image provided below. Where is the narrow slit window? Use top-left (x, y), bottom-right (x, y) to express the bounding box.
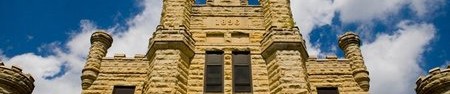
top-left (112, 86), bottom-right (135, 94)
top-left (205, 51), bottom-right (224, 93)
top-left (195, 0), bottom-right (207, 4)
top-left (248, 0), bottom-right (260, 5)
top-left (317, 87), bottom-right (339, 94)
top-left (232, 51), bottom-right (252, 93)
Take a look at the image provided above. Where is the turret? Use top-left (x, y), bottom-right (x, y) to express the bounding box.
top-left (416, 66), bottom-right (450, 94)
top-left (81, 31), bottom-right (113, 89)
top-left (338, 32), bottom-right (370, 91)
top-left (0, 62), bottom-right (35, 94)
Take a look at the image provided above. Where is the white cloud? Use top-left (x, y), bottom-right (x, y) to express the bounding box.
top-left (361, 21), bottom-right (436, 94)
top-left (410, 0), bottom-right (445, 17)
top-left (2, 0), bottom-right (163, 94)
top-left (333, 0), bottom-right (408, 23)
top-left (291, 0), bottom-right (336, 56)
top-left (441, 60), bottom-right (450, 68)
top-left (290, 0), bottom-right (443, 55)
top-left (0, 49), bottom-right (7, 61)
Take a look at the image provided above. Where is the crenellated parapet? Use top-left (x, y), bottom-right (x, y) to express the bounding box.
top-left (416, 66), bottom-right (450, 94)
top-left (81, 31), bottom-right (113, 89)
top-left (0, 62), bottom-right (35, 94)
top-left (338, 32), bottom-right (370, 91)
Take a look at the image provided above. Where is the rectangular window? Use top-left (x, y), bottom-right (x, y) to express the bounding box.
top-left (248, 0), bottom-right (260, 5)
top-left (317, 87), bottom-right (339, 94)
top-left (112, 86), bottom-right (135, 94)
top-left (195, 0), bottom-right (207, 4)
top-left (205, 51), bottom-right (224, 93)
top-left (232, 51), bottom-right (252, 93)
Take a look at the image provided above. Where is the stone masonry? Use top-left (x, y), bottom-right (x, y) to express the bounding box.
top-left (416, 66), bottom-right (450, 94)
top-left (81, 0), bottom-right (371, 94)
top-left (0, 62), bottom-right (35, 94)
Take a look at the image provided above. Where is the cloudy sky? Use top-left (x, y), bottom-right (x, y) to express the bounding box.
top-left (0, 0), bottom-right (449, 94)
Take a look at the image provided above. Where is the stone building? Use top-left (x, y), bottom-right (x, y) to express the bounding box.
top-left (0, 62), bottom-right (35, 94)
top-left (80, 0), bottom-right (371, 94)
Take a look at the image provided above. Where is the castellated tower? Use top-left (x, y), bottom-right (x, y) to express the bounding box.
top-left (416, 66), bottom-right (450, 94)
top-left (81, 0), bottom-right (370, 94)
top-left (0, 62), bottom-right (35, 94)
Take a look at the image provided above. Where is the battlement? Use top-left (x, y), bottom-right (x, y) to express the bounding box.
top-left (416, 66), bottom-right (450, 94)
top-left (0, 62), bottom-right (35, 94)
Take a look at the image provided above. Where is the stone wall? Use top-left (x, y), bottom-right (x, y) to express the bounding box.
top-left (307, 56), bottom-right (367, 94)
top-left (81, 54), bottom-right (148, 94)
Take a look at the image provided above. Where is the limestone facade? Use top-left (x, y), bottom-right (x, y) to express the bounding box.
top-left (81, 0), bottom-right (370, 94)
top-left (0, 62), bottom-right (35, 94)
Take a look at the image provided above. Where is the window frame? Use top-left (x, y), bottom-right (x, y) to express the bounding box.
top-left (317, 87), bottom-right (339, 94)
top-left (204, 51), bottom-right (225, 93)
top-left (232, 51), bottom-right (253, 93)
top-left (112, 86), bottom-right (136, 94)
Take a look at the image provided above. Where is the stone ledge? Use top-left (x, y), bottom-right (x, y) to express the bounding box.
top-left (102, 54), bottom-right (148, 60)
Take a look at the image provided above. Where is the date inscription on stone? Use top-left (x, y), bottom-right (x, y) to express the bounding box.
top-left (204, 17), bottom-right (250, 28)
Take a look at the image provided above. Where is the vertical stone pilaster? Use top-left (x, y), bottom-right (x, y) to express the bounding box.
top-left (187, 55), bottom-right (205, 93)
top-left (251, 55), bottom-right (270, 93)
top-left (267, 50), bottom-right (310, 94)
top-left (160, 0), bottom-right (194, 29)
top-left (81, 31), bottom-right (113, 89)
top-left (223, 51), bottom-right (233, 94)
top-left (339, 32), bottom-right (370, 91)
top-left (144, 49), bottom-right (189, 94)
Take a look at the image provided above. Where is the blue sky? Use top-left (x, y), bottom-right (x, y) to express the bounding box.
top-left (0, 0), bottom-right (142, 56)
top-left (0, 0), bottom-right (449, 94)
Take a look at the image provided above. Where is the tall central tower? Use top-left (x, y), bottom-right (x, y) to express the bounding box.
top-left (81, 0), bottom-right (370, 94)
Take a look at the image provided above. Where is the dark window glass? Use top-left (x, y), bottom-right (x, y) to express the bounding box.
top-left (206, 66), bottom-right (222, 85)
top-left (113, 86), bottom-right (135, 94)
top-left (234, 66), bottom-right (251, 84)
top-left (205, 51), bottom-right (224, 93)
top-left (195, 0), bottom-right (207, 4)
top-left (317, 87), bottom-right (339, 94)
top-left (233, 51), bottom-right (252, 93)
top-left (248, 0), bottom-right (260, 5)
